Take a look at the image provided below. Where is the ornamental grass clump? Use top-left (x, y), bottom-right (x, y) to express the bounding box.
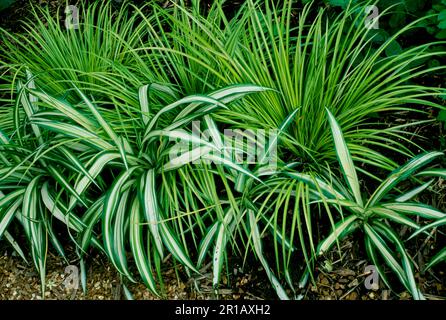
top-left (0, 0), bottom-right (445, 300)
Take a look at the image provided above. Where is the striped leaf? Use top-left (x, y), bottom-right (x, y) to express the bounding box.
top-left (174, 84), bottom-right (270, 122)
top-left (381, 203), bottom-right (446, 220)
top-left (69, 152), bottom-right (121, 210)
top-left (139, 169), bottom-right (164, 259)
top-left (79, 198), bottom-right (104, 254)
top-left (317, 215), bottom-right (358, 255)
top-left (145, 95), bottom-right (227, 136)
top-left (47, 165), bottom-right (88, 208)
top-left (31, 118), bottom-right (113, 150)
top-left (0, 197), bottom-right (23, 239)
top-left (41, 182), bottom-right (84, 232)
top-left (22, 176), bottom-right (47, 294)
top-left (74, 87), bottom-right (121, 146)
top-left (59, 146), bottom-right (99, 189)
top-left (367, 152), bottom-right (444, 207)
top-left (285, 172), bottom-right (347, 201)
top-left (248, 210), bottom-right (289, 300)
top-left (0, 188), bottom-right (25, 209)
top-left (144, 129), bottom-right (219, 151)
top-left (4, 231), bottom-right (28, 263)
top-left (259, 108), bottom-right (299, 166)
top-left (363, 223), bottom-right (409, 292)
top-left (213, 212), bottom-right (234, 287)
top-left (425, 247), bottom-right (446, 270)
top-left (111, 188), bottom-right (134, 280)
top-left (159, 220), bottom-right (199, 274)
top-left (395, 180), bottom-right (434, 202)
top-left (369, 207), bottom-right (419, 230)
top-left (364, 236), bottom-right (392, 290)
top-left (372, 221), bottom-right (423, 300)
top-left (163, 146), bottom-right (213, 171)
top-left (102, 167), bottom-right (137, 277)
top-left (416, 169), bottom-right (446, 179)
top-left (139, 83), bottom-right (179, 126)
top-left (202, 153), bottom-right (262, 184)
top-left (408, 217), bottom-right (446, 240)
top-left (326, 109), bottom-right (363, 207)
top-left (129, 198), bottom-right (159, 295)
top-left (197, 221), bottom-right (219, 268)
top-left (29, 89), bottom-right (95, 131)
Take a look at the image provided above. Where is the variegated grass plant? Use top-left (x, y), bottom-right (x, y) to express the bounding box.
top-left (0, 74), bottom-right (271, 295)
top-left (0, 0), bottom-right (445, 300)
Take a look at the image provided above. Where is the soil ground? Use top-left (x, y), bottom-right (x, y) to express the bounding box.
top-left (1, 236), bottom-right (444, 300)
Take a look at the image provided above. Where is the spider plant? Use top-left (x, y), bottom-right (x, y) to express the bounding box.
top-left (0, 74), bottom-right (269, 296)
top-left (409, 211), bottom-right (446, 270)
top-left (0, 74), bottom-right (106, 294)
top-left (285, 109), bottom-right (446, 299)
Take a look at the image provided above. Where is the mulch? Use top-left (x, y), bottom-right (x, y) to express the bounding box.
top-left (1, 237), bottom-right (444, 300)
top-left (0, 248), bottom-right (272, 300)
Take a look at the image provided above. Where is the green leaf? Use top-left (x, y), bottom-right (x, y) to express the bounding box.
top-left (248, 210), bottom-right (289, 300)
top-left (372, 221), bottom-right (423, 300)
top-left (425, 247), bottom-right (446, 270)
top-left (367, 152), bottom-right (444, 207)
top-left (317, 215), bottom-right (358, 255)
top-left (369, 207), bottom-right (419, 230)
top-left (103, 167), bottom-right (137, 278)
top-left (327, 0), bottom-right (349, 9)
top-left (395, 180), bottom-right (433, 202)
top-left (381, 203), bottom-right (446, 220)
top-left (139, 169), bottom-right (164, 259)
top-left (159, 221), bottom-right (199, 274)
top-left (435, 29), bottom-right (446, 39)
top-left (197, 221), bottom-right (219, 269)
top-left (0, 0), bottom-right (15, 11)
top-left (326, 109), bottom-right (363, 207)
top-left (385, 40), bottom-right (403, 57)
top-left (438, 10), bottom-right (446, 22)
top-left (408, 216), bottom-right (446, 240)
top-left (438, 110), bottom-right (446, 122)
top-left (129, 197), bottom-right (159, 296)
top-left (213, 212), bottom-right (233, 287)
top-left (363, 223), bottom-right (408, 292)
top-left (438, 20), bottom-right (446, 29)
